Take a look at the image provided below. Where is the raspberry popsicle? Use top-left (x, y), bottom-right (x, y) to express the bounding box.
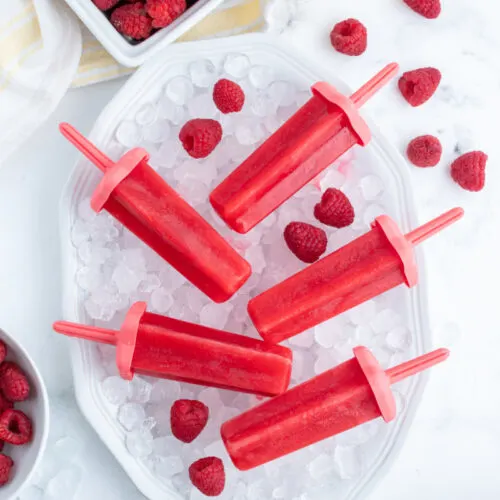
top-left (210, 63), bottom-right (399, 233)
top-left (222, 346), bottom-right (449, 470)
top-left (249, 208), bottom-right (464, 344)
top-left (53, 302), bottom-right (292, 396)
top-left (60, 123), bottom-right (250, 303)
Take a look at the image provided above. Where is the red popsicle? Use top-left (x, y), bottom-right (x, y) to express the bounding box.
top-left (222, 346), bottom-right (449, 470)
top-left (60, 123), bottom-right (250, 303)
top-left (53, 302), bottom-right (292, 396)
top-left (210, 63), bottom-right (399, 233)
top-left (249, 208), bottom-right (464, 344)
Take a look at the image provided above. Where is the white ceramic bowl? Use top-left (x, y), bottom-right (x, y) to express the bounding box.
top-left (64, 0), bottom-right (225, 67)
top-left (0, 329), bottom-right (49, 500)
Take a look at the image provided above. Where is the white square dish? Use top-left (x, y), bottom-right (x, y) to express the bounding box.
top-left (64, 0), bottom-right (226, 67)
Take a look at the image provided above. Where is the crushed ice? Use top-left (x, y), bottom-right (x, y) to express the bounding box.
top-left (70, 53), bottom-right (416, 498)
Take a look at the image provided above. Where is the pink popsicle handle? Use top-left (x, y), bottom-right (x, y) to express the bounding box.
top-left (53, 320), bottom-right (117, 345)
top-left (406, 208), bottom-right (464, 246)
top-left (386, 348), bottom-right (450, 385)
top-left (60, 123), bottom-right (113, 173)
top-left (351, 63), bottom-right (400, 108)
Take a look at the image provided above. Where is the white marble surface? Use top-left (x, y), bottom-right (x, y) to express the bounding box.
top-left (1, 0), bottom-right (500, 498)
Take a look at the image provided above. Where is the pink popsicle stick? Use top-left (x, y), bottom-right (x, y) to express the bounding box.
top-left (60, 123), bottom-right (113, 172)
top-left (386, 348), bottom-right (450, 384)
top-left (53, 321), bottom-right (116, 345)
top-left (351, 62), bottom-right (400, 108)
top-left (406, 208), bottom-right (464, 246)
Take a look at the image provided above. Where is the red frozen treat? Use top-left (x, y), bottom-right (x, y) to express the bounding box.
top-left (60, 123), bottom-right (250, 303)
top-left (249, 208), bottom-right (463, 344)
top-left (210, 63), bottom-right (399, 234)
top-left (53, 302), bottom-right (292, 396)
top-left (222, 346), bottom-right (449, 470)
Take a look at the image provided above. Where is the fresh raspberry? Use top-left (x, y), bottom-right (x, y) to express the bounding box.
top-left (407, 135), bottom-right (442, 167)
top-left (0, 409), bottom-right (33, 445)
top-left (0, 362), bottom-right (30, 402)
top-left (189, 457), bottom-right (225, 496)
top-left (0, 454), bottom-right (13, 486)
top-left (170, 400), bottom-right (209, 443)
top-left (403, 0), bottom-right (441, 19)
top-left (284, 222), bottom-right (327, 263)
top-left (451, 151), bottom-right (487, 192)
top-left (0, 340), bottom-right (6, 365)
top-left (0, 393), bottom-right (13, 415)
top-left (213, 79), bottom-right (245, 114)
top-left (111, 3), bottom-right (153, 40)
top-left (179, 119), bottom-right (223, 159)
top-left (330, 19), bottom-right (367, 56)
top-left (398, 68), bottom-right (441, 107)
top-left (314, 188), bottom-right (355, 228)
top-left (145, 0), bottom-right (186, 28)
top-left (92, 0), bottom-right (120, 10)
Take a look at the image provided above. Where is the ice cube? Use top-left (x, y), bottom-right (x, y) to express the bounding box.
top-left (277, 104), bottom-right (296, 122)
top-left (347, 300), bottom-right (377, 325)
top-left (189, 59), bottom-right (218, 87)
top-left (177, 180), bottom-right (210, 207)
top-left (314, 350), bottom-right (336, 374)
top-left (200, 302), bottom-right (232, 330)
top-left (54, 436), bottom-right (85, 461)
top-left (370, 309), bottom-right (401, 334)
top-left (165, 76), bottom-right (194, 106)
top-left (77, 198), bottom-right (95, 222)
top-left (320, 169), bottom-right (346, 191)
top-left (249, 65), bottom-right (275, 89)
top-left (71, 220), bottom-right (90, 247)
top-left (130, 376), bottom-right (153, 403)
top-left (116, 120), bottom-right (142, 148)
top-left (118, 402), bottom-right (146, 431)
top-left (151, 287), bottom-right (174, 313)
top-left (224, 53), bottom-right (251, 79)
top-left (385, 326), bottom-right (412, 351)
top-left (360, 175), bottom-right (384, 201)
top-left (139, 273), bottom-right (161, 293)
top-left (268, 81), bottom-right (296, 107)
top-left (187, 93), bottom-right (217, 118)
top-left (235, 119), bottom-right (265, 146)
top-left (289, 329), bottom-right (315, 348)
top-left (251, 93), bottom-right (279, 117)
top-left (159, 97), bottom-right (186, 125)
top-left (136, 102), bottom-right (158, 126)
top-left (102, 376), bottom-right (130, 405)
top-left (161, 269), bottom-right (187, 291)
top-left (247, 479), bottom-right (272, 500)
top-left (355, 324), bottom-right (375, 345)
top-left (126, 428), bottom-right (153, 458)
top-left (246, 246), bottom-right (266, 274)
top-left (153, 436), bottom-right (183, 457)
top-left (333, 446), bottom-right (361, 479)
top-left (155, 455), bottom-right (185, 478)
top-left (309, 453), bottom-right (335, 480)
top-left (76, 266), bottom-right (103, 292)
top-left (112, 262), bottom-right (144, 295)
top-left (295, 91), bottom-right (310, 106)
top-left (143, 119), bottom-right (171, 143)
top-left (150, 379), bottom-right (181, 404)
top-left (121, 248), bottom-right (147, 271)
top-left (198, 387), bottom-right (222, 409)
top-left (314, 324), bottom-right (336, 349)
top-left (44, 467), bottom-right (82, 500)
top-left (264, 113), bottom-right (282, 133)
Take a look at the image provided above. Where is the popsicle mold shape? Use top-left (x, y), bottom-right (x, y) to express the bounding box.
top-left (249, 208), bottom-right (464, 344)
top-left (53, 302), bottom-right (292, 396)
top-left (60, 123), bottom-right (251, 303)
top-left (210, 63), bottom-right (399, 233)
top-left (221, 346), bottom-right (449, 470)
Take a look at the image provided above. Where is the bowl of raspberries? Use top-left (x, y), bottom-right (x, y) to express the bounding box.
top-left (64, 0), bottom-right (225, 67)
top-left (0, 330), bottom-right (49, 498)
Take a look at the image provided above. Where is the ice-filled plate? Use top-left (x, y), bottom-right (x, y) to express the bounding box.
top-left (59, 34), bottom-right (431, 500)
